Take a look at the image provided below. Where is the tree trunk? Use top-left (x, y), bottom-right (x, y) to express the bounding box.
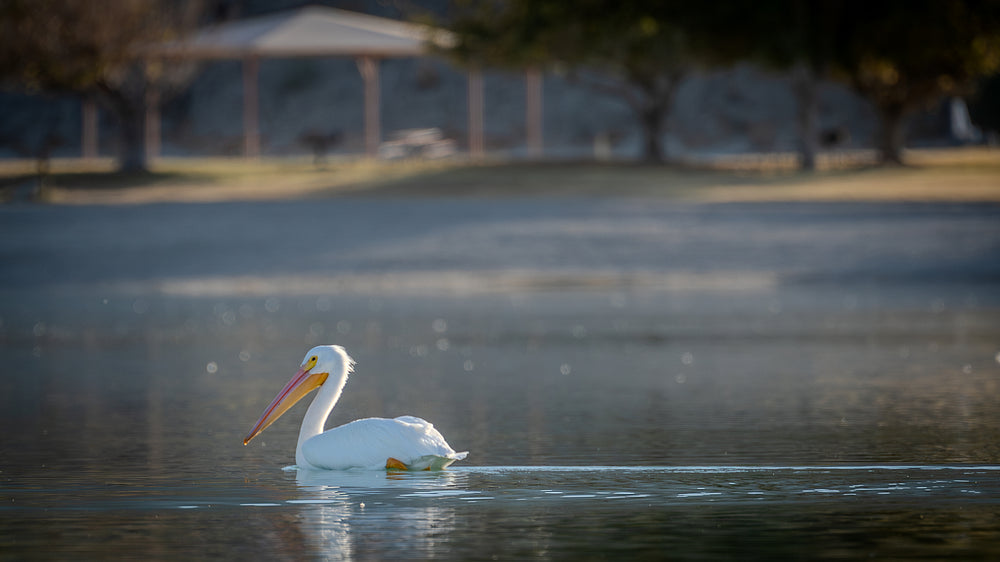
top-left (99, 83), bottom-right (148, 173)
top-left (877, 104), bottom-right (906, 165)
top-left (639, 103), bottom-right (666, 164)
top-left (793, 64), bottom-right (819, 171)
top-left (117, 104), bottom-right (148, 173)
top-left (636, 81), bottom-right (678, 164)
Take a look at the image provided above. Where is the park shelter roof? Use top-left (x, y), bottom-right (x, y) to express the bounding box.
top-left (156, 5), bottom-right (451, 59)
top-left (139, 5), bottom-right (515, 161)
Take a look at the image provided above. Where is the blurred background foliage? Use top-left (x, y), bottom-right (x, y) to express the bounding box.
top-left (0, 0), bottom-right (998, 172)
top-left (0, 0), bottom-right (203, 172)
top-left (444, 0), bottom-right (1000, 165)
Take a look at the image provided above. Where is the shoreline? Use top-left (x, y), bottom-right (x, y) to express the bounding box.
top-left (1, 147), bottom-right (998, 205)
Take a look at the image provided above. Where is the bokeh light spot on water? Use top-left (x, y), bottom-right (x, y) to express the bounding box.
top-left (463, 360), bottom-right (475, 372)
top-left (560, 363), bottom-right (572, 375)
top-left (206, 362), bottom-right (218, 374)
top-left (239, 350), bottom-right (251, 362)
top-left (432, 318), bottom-right (448, 333)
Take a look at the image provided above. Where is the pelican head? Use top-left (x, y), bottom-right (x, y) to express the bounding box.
top-left (243, 345), bottom-right (355, 445)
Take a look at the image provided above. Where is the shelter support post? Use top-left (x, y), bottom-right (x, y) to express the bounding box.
top-left (525, 67), bottom-right (543, 158)
top-left (467, 68), bottom-right (484, 159)
top-left (145, 83), bottom-right (161, 162)
top-left (357, 56), bottom-right (381, 158)
top-left (81, 95), bottom-right (98, 159)
top-left (243, 55), bottom-right (260, 158)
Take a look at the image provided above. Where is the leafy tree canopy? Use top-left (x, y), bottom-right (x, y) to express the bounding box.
top-left (0, 0), bottom-right (201, 172)
top-left (444, 0), bottom-right (1000, 164)
top-left (444, 0), bottom-right (708, 162)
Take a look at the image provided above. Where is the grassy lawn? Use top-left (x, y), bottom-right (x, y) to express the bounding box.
top-left (1, 147), bottom-right (998, 204)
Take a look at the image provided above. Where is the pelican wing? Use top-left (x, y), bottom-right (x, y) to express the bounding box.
top-left (301, 416), bottom-right (467, 470)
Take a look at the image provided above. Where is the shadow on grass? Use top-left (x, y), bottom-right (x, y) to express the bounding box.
top-left (44, 170), bottom-right (213, 191)
top-left (322, 160), bottom-right (856, 199)
top-left (0, 170), bottom-right (218, 202)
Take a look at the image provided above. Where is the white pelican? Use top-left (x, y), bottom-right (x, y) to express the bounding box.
top-left (244, 345), bottom-right (468, 471)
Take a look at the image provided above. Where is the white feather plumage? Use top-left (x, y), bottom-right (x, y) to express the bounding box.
top-left (245, 345), bottom-right (467, 471)
top-left (301, 416), bottom-right (468, 470)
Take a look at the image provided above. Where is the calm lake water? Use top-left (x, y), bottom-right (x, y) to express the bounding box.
top-left (2, 200), bottom-right (999, 559)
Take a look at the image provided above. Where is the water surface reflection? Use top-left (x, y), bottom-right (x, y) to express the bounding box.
top-left (293, 470), bottom-right (461, 560)
top-left (2, 200), bottom-right (999, 559)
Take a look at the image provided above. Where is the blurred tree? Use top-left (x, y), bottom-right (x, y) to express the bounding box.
top-left (969, 72), bottom-right (1000, 137)
top-left (444, 0), bottom-right (700, 163)
top-left (0, 0), bottom-right (201, 173)
top-left (445, 0), bottom-right (1000, 167)
top-left (829, 0), bottom-right (1000, 164)
top-left (683, 1), bottom-right (845, 170)
top-left (685, 0), bottom-right (1000, 168)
